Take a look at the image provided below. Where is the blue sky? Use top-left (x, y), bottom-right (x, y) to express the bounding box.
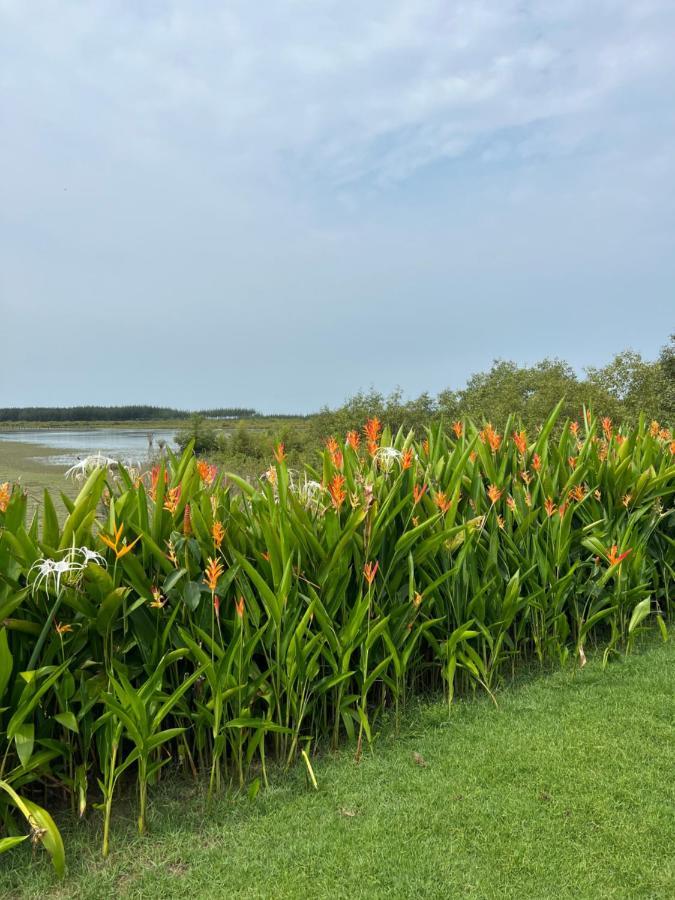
top-left (1, 1), bottom-right (673, 412)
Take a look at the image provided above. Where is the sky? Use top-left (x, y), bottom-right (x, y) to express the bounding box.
top-left (1, 1), bottom-right (674, 413)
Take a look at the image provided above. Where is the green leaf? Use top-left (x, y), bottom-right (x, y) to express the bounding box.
top-left (0, 835), bottom-right (28, 854)
top-left (628, 597), bottom-right (651, 634)
top-left (0, 627), bottom-right (13, 702)
top-left (14, 722), bottom-right (35, 767)
top-left (182, 581), bottom-right (202, 612)
top-left (54, 711), bottom-right (79, 733)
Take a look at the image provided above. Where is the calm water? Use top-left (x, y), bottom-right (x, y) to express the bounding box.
top-left (0, 428), bottom-right (180, 467)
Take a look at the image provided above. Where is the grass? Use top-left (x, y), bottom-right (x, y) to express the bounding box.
top-left (2, 639), bottom-right (673, 900)
top-left (0, 439), bottom-right (74, 509)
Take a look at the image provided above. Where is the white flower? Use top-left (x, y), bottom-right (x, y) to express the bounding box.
top-left (29, 547), bottom-right (105, 594)
top-left (296, 478), bottom-right (325, 512)
top-left (78, 547), bottom-right (107, 568)
top-left (65, 453), bottom-right (118, 481)
top-left (374, 446), bottom-right (402, 471)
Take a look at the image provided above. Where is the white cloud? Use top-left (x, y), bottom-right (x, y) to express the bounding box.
top-left (1, 1), bottom-right (673, 410)
top-left (2, 0), bottom-right (675, 188)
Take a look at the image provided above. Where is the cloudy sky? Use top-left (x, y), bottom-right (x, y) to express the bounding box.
top-left (1, 1), bottom-right (673, 412)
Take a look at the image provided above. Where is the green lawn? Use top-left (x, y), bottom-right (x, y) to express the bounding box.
top-left (2, 640), bottom-right (673, 899)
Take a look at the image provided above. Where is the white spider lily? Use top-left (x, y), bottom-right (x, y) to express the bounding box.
top-left (374, 446), bottom-right (402, 471)
top-left (29, 547), bottom-right (104, 594)
top-left (78, 547), bottom-right (107, 568)
top-left (296, 478), bottom-right (325, 511)
top-left (65, 453), bottom-right (118, 481)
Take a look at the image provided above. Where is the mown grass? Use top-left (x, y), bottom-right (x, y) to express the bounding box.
top-left (2, 640), bottom-right (673, 900)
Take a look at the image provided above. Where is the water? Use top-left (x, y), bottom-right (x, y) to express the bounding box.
top-left (0, 427), bottom-right (180, 467)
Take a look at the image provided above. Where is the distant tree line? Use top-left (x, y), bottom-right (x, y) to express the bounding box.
top-left (313, 335), bottom-right (675, 436)
top-left (0, 405), bottom-right (258, 423)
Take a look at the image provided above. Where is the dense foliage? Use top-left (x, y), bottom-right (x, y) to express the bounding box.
top-left (0, 406), bottom-right (257, 423)
top-left (315, 337), bottom-right (675, 435)
top-left (0, 406), bottom-right (673, 875)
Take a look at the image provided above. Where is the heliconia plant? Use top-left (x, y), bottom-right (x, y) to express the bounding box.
top-left (0, 404), bottom-right (673, 872)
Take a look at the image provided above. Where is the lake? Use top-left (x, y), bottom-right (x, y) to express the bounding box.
top-left (0, 428), bottom-right (180, 467)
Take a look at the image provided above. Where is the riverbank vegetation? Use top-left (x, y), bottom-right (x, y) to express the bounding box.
top-left (0, 405), bottom-right (673, 879)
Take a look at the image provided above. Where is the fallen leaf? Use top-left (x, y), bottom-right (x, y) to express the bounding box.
top-left (340, 807), bottom-right (357, 818)
top-left (412, 751), bottom-right (428, 767)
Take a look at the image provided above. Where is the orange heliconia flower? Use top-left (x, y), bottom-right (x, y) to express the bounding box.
top-left (204, 557), bottom-right (224, 592)
top-left (670, 440), bottom-right (675, 455)
top-left (497, 515), bottom-right (505, 530)
top-left (197, 460), bottom-right (218, 485)
top-left (164, 486), bottom-right (181, 514)
top-left (569, 484), bottom-right (586, 502)
top-left (363, 418), bottom-right (382, 456)
top-left (434, 491), bottom-right (452, 514)
top-left (55, 621), bottom-right (73, 636)
top-left (363, 418), bottom-right (382, 442)
top-left (650, 420), bottom-right (660, 437)
top-left (235, 596), bottom-right (245, 618)
top-left (346, 430), bottom-right (360, 450)
top-left (512, 431), bottom-right (527, 455)
top-left (469, 450), bottom-right (477, 463)
top-left (569, 421), bottom-right (580, 437)
top-left (148, 465), bottom-right (168, 501)
top-left (328, 473), bottom-right (347, 510)
top-left (332, 449), bottom-right (344, 469)
top-left (273, 443), bottom-right (286, 463)
top-left (452, 421), bottom-right (463, 439)
top-left (520, 470), bottom-right (531, 485)
top-left (100, 523), bottom-right (141, 560)
top-left (659, 428), bottom-right (671, 441)
top-left (413, 592), bottom-right (423, 608)
top-left (166, 539), bottom-right (178, 567)
top-left (558, 501), bottom-right (568, 518)
top-left (0, 482), bottom-right (10, 513)
top-left (150, 585), bottom-right (167, 609)
top-left (544, 497), bottom-right (556, 517)
top-left (326, 436), bottom-right (339, 455)
top-left (212, 521), bottom-right (226, 548)
top-left (506, 495), bottom-right (516, 512)
top-left (261, 550), bottom-right (270, 561)
top-left (532, 453), bottom-right (541, 471)
top-left (363, 560), bottom-right (379, 585)
top-left (413, 483), bottom-right (427, 505)
top-left (615, 434), bottom-right (626, 446)
top-left (622, 493), bottom-right (632, 508)
top-left (401, 448), bottom-right (414, 470)
top-left (480, 424), bottom-right (502, 452)
top-left (602, 417), bottom-right (613, 440)
top-left (606, 545), bottom-right (632, 566)
top-left (487, 484), bottom-right (502, 504)
top-left (568, 456), bottom-right (577, 469)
